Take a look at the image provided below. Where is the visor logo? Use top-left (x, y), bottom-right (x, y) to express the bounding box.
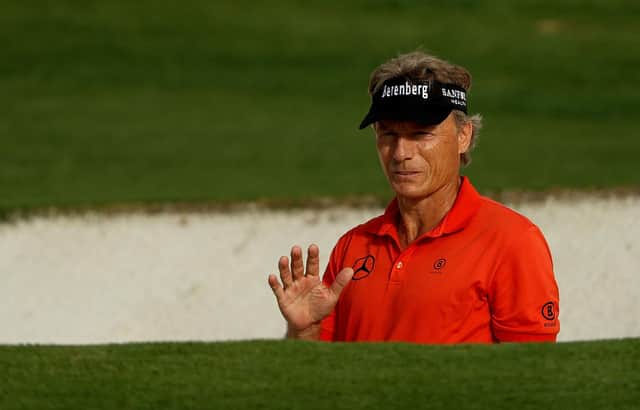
top-left (352, 255), bottom-right (376, 280)
top-left (441, 87), bottom-right (466, 108)
top-left (381, 81), bottom-right (429, 99)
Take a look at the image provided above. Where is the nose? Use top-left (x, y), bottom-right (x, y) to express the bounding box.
top-left (392, 135), bottom-right (414, 162)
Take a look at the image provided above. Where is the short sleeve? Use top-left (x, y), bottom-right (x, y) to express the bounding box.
top-left (489, 225), bottom-right (560, 342)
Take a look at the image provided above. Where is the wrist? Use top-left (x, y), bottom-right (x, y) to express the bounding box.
top-left (286, 323), bottom-right (321, 340)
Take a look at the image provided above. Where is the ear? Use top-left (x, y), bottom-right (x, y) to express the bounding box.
top-left (457, 121), bottom-right (473, 155)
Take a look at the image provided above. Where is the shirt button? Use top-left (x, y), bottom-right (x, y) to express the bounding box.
top-left (396, 261), bottom-right (403, 269)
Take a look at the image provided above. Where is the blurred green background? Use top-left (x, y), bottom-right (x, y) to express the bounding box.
top-left (1, 0), bottom-right (639, 213)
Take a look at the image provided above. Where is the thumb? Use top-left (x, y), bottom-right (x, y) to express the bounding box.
top-left (329, 267), bottom-right (354, 298)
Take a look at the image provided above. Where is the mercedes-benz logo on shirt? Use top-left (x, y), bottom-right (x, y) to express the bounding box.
top-left (352, 255), bottom-right (375, 280)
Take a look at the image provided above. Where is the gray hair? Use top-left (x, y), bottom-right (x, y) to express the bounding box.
top-left (368, 51), bottom-right (483, 166)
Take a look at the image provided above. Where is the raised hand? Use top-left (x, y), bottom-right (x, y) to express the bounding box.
top-left (268, 244), bottom-right (353, 337)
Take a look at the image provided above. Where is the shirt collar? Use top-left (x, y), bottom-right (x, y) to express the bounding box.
top-left (365, 176), bottom-right (482, 242)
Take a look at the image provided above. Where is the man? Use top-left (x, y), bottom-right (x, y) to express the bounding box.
top-left (267, 51), bottom-right (560, 343)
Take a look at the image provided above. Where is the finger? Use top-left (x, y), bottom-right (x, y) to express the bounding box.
top-left (306, 244), bottom-right (320, 277)
top-left (268, 274), bottom-right (286, 301)
top-left (290, 245), bottom-right (304, 280)
top-left (329, 268), bottom-right (354, 299)
top-left (278, 256), bottom-right (293, 288)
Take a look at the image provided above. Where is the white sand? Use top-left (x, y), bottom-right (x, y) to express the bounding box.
top-left (1, 196), bottom-right (638, 344)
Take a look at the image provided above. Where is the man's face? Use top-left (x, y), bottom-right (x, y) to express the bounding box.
top-left (374, 114), bottom-right (472, 199)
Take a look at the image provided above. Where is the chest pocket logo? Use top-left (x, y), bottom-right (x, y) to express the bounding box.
top-left (352, 255), bottom-right (376, 280)
top-left (431, 258), bottom-right (447, 274)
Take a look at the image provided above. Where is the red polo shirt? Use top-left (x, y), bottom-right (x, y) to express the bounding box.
top-left (320, 177), bottom-right (560, 344)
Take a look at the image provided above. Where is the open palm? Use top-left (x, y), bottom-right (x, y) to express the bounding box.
top-left (268, 244), bottom-right (353, 332)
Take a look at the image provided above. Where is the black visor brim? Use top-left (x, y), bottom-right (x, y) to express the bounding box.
top-left (358, 105), bottom-right (452, 129)
top-left (358, 78), bottom-right (467, 130)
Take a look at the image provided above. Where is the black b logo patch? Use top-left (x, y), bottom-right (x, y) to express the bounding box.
top-left (542, 301), bottom-right (556, 321)
top-left (433, 258), bottom-right (446, 271)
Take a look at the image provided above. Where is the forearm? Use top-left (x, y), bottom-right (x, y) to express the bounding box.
top-left (286, 323), bottom-right (321, 341)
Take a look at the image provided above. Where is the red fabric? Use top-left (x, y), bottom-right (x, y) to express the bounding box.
top-left (320, 177), bottom-right (560, 344)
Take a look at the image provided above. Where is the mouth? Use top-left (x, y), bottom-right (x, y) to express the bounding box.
top-left (391, 170), bottom-right (421, 181)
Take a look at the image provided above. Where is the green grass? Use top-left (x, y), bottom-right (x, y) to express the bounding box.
top-left (0, 339), bottom-right (638, 410)
top-left (1, 1), bottom-right (639, 213)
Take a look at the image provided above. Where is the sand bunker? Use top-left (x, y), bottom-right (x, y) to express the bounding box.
top-left (1, 195), bottom-right (639, 344)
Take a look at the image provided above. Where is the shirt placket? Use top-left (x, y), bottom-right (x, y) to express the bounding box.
top-left (388, 245), bottom-right (417, 286)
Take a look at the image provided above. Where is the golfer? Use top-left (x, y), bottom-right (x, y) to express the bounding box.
top-left (268, 51), bottom-right (560, 343)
